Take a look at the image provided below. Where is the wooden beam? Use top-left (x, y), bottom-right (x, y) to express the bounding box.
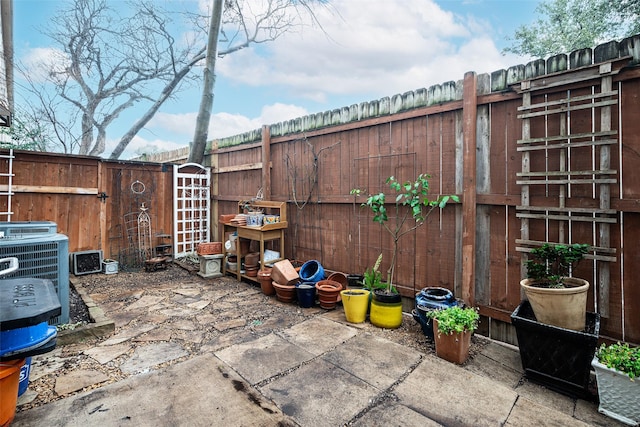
top-left (0, 184), bottom-right (98, 194)
top-left (461, 71), bottom-right (477, 307)
top-left (262, 125), bottom-right (271, 200)
top-left (215, 162), bottom-right (263, 173)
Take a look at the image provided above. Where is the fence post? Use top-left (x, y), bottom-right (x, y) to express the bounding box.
top-left (262, 125), bottom-right (271, 200)
top-left (461, 71), bottom-right (477, 306)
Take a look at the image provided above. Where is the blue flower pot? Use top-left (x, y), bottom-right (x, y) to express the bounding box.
top-left (299, 260), bottom-right (325, 283)
top-left (296, 282), bottom-right (316, 308)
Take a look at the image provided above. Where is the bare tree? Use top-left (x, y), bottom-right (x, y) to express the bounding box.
top-left (18, 0), bottom-right (328, 160)
top-left (189, 0), bottom-right (330, 164)
top-left (18, 0), bottom-right (207, 158)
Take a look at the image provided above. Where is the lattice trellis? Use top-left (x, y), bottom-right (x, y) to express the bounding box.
top-left (514, 61), bottom-right (623, 318)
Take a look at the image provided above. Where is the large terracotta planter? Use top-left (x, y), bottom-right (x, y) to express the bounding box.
top-left (433, 318), bottom-right (472, 365)
top-left (520, 277), bottom-right (589, 331)
top-left (272, 281), bottom-right (296, 303)
top-left (340, 289), bottom-right (370, 323)
top-left (315, 280), bottom-right (342, 309)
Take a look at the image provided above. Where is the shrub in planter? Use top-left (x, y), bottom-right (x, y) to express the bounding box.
top-left (428, 306), bottom-right (479, 364)
top-left (592, 342), bottom-right (640, 425)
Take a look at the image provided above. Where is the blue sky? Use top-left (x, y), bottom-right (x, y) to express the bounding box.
top-left (13, 0), bottom-right (542, 159)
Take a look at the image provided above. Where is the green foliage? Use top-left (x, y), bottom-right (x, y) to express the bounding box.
top-left (525, 243), bottom-right (589, 288)
top-left (352, 174), bottom-right (458, 293)
top-left (504, 0), bottom-right (640, 58)
top-left (427, 306), bottom-right (480, 336)
top-left (596, 342), bottom-right (640, 379)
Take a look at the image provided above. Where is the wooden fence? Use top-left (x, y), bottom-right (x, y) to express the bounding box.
top-left (2, 35), bottom-right (640, 345)
top-left (211, 36), bottom-right (640, 345)
top-left (0, 151), bottom-right (174, 267)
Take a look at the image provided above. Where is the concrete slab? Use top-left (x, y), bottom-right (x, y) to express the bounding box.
top-left (322, 309), bottom-right (368, 329)
top-left (322, 333), bottom-right (422, 390)
top-left (12, 354), bottom-right (295, 427)
top-left (352, 400), bottom-right (444, 426)
top-left (464, 352), bottom-right (523, 389)
top-left (574, 398), bottom-right (626, 426)
top-left (215, 333), bottom-right (315, 385)
top-left (394, 355), bottom-right (518, 426)
top-left (505, 396), bottom-right (591, 426)
top-left (260, 357), bottom-right (379, 427)
top-left (514, 378), bottom-right (576, 416)
top-left (84, 343), bottom-right (131, 364)
top-left (55, 369), bottom-right (109, 395)
top-left (173, 288), bottom-right (201, 297)
top-left (200, 329), bottom-right (257, 353)
top-left (478, 341), bottom-right (523, 374)
top-left (278, 316), bottom-right (358, 356)
top-left (120, 342), bottom-right (189, 374)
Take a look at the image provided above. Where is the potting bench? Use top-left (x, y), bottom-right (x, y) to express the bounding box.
top-left (220, 200), bottom-right (287, 283)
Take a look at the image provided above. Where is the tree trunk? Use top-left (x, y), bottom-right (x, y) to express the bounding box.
top-left (189, 0), bottom-right (224, 165)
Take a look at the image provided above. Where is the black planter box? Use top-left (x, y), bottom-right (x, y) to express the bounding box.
top-left (511, 300), bottom-right (600, 399)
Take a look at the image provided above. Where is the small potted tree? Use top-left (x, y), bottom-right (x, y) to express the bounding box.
top-left (427, 306), bottom-right (479, 364)
top-left (353, 174), bottom-right (457, 329)
top-left (520, 243), bottom-right (590, 330)
top-left (592, 342), bottom-right (640, 425)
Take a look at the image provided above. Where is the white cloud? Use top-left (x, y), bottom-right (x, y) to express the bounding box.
top-left (19, 47), bottom-right (68, 83)
top-left (217, 0), bottom-right (520, 101)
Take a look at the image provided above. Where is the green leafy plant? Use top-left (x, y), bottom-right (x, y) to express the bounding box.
top-left (427, 306), bottom-right (480, 335)
top-left (525, 243), bottom-right (589, 288)
top-left (353, 174), bottom-right (458, 294)
top-left (596, 342), bottom-right (640, 380)
top-left (363, 253), bottom-right (393, 292)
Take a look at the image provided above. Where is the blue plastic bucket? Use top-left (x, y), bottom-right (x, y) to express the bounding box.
top-left (0, 323), bottom-right (57, 358)
top-left (296, 283), bottom-right (316, 308)
top-left (299, 260), bottom-right (324, 283)
top-left (18, 357), bottom-right (31, 396)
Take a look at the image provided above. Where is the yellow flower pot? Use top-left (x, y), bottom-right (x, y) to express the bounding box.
top-left (340, 289), bottom-right (370, 323)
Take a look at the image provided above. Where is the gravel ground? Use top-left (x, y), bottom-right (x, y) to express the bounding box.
top-left (19, 259), bottom-right (488, 411)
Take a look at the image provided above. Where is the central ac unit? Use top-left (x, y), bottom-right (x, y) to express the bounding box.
top-left (0, 225), bottom-right (69, 325)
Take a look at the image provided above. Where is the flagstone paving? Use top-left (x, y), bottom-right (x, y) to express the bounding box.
top-left (13, 264), bottom-right (625, 426)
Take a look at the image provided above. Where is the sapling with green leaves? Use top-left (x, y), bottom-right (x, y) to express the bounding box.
top-left (353, 174), bottom-right (458, 294)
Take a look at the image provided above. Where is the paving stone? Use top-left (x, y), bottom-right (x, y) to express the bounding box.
top-left (464, 352), bottom-right (523, 389)
top-left (84, 343), bottom-right (131, 364)
top-left (133, 327), bottom-right (173, 342)
top-left (158, 307), bottom-right (198, 317)
top-left (394, 355), bottom-right (517, 426)
top-left (55, 369), bottom-right (109, 395)
top-left (17, 389), bottom-right (38, 406)
top-left (109, 308), bottom-right (146, 328)
top-left (260, 357), bottom-right (378, 427)
top-left (196, 313), bottom-right (217, 324)
top-left (505, 396), bottom-right (591, 426)
top-left (172, 329), bottom-right (204, 344)
top-left (278, 316), bottom-right (358, 356)
top-left (514, 378), bottom-right (576, 416)
top-left (100, 324), bottom-right (157, 346)
top-left (120, 342), bottom-right (189, 374)
top-left (214, 317), bottom-right (246, 332)
top-left (13, 354), bottom-right (293, 427)
top-left (200, 329), bottom-right (257, 353)
top-left (573, 398), bottom-right (625, 426)
top-left (173, 288), bottom-right (201, 297)
top-left (126, 295), bottom-right (165, 311)
top-left (171, 319), bottom-right (197, 330)
top-left (29, 356), bottom-right (66, 381)
top-left (171, 295), bottom-right (200, 305)
top-left (352, 401), bottom-right (444, 426)
top-left (188, 300), bottom-right (210, 310)
top-left (215, 333), bottom-right (314, 385)
top-left (143, 312), bottom-right (169, 324)
top-left (323, 332), bottom-right (422, 390)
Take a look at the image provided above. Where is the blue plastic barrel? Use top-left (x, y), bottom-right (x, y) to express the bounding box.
top-left (299, 260), bottom-right (325, 283)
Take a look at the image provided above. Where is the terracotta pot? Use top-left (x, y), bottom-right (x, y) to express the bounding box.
top-left (315, 279), bottom-right (342, 310)
top-left (433, 318), bottom-right (472, 365)
top-left (244, 252), bottom-right (260, 268)
top-left (327, 272), bottom-right (348, 302)
top-left (520, 277), bottom-right (589, 331)
top-left (272, 281), bottom-right (296, 303)
top-left (258, 269), bottom-right (275, 296)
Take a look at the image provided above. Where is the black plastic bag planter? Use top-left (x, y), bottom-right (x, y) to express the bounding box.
top-left (511, 300), bottom-right (600, 399)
